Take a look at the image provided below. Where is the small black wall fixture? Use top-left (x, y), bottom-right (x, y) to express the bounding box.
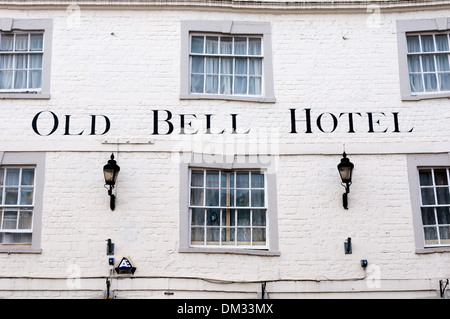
top-left (344, 237), bottom-right (352, 254)
top-left (103, 153), bottom-right (120, 210)
top-left (337, 152), bottom-right (354, 209)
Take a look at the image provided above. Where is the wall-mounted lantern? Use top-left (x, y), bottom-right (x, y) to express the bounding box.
top-left (337, 152), bottom-right (354, 209)
top-left (103, 153), bottom-right (120, 210)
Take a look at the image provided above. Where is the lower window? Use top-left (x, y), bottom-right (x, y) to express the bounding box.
top-left (0, 167), bottom-right (35, 244)
top-left (418, 168), bottom-right (450, 247)
top-left (189, 169), bottom-right (267, 248)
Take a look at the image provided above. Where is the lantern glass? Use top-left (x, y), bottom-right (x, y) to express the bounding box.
top-left (337, 153), bottom-right (354, 184)
top-left (103, 154), bottom-right (120, 186)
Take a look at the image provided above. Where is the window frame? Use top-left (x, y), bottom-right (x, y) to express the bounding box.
top-left (179, 154), bottom-right (280, 256)
top-left (0, 152), bottom-right (45, 254)
top-left (397, 18), bottom-right (450, 101)
top-left (0, 18), bottom-right (52, 99)
top-left (407, 153), bottom-right (450, 254)
top-left (180, 20), bottom-right (276, 103)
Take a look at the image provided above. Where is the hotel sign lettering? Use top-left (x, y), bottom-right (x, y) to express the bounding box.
top-left (30, 108), bottom-right (414, 136)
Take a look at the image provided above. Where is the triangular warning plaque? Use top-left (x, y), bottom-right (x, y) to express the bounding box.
top-left (115, 257), bottom-right (136, 274)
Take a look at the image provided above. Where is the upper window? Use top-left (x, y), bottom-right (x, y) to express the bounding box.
top-left (397, 18), bottom-right (450, 100)
top-left (181, 21), bottom-right (275, 103)
top-left (0, 32), bottom-right (44, 92)
top-left (0, 18), bottom-right (52, 99)
top-left (406, 33), bottom-right (450, 94)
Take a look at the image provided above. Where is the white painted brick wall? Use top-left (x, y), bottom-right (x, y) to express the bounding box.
top-left (0, 4), bottom-right (449, 298)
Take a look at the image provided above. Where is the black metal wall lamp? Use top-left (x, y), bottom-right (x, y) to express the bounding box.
top-left (337, 152), bottom-right (354, 209)
top-left (103, 153), bottom-right (120, 210)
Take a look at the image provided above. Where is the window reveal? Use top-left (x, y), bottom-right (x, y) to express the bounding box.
top-left (0, 167), bottom-right (35, 244)
top-left (418, 168), bottom-right (450, 247)
top-left (189, 169), bottom-right (267, 248)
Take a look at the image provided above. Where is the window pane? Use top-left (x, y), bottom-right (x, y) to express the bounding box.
top-left (421, 207), bottom-right (436, 225)
top-left (205, 189), bottom-right (219, 206)
top-left (424, 227), bottom-right (438, 245)
top-left (206, 209), bottom-right (220, 226)
top-left (6, 169), bottom-right (19, 186)
top-left (435, 34), bottom-right (449, 51)
top-left (206, 171), bottom-right (219, 187)
top-left (206, 227), bottom-right (220, 244)
top-left (236, 189), bottom-right (249, 206)
top-left (237, 209), bottom-right (250, 226)
top-left (0, 54), bottom-right (13, 69)
top-left (421, 188), bottom-right (435, 205)
top-left (407, 35), bottom-right (421, 53)
top-left (0, 187), bottom-right (3, 203)
top-left (249, 58), bottom-right (262, 75)
top-left (19, 187), bottom-right (33, 205)
top-left (439, 74), bottom-right (450, 91)
top-left (424, 74), bottom-right (437, 91)
top-left (205, 36), bottom-right (218, 54)
top-left (205, 57), bottom-right (218, 74)
top-left (21, 169), bottom-right (35, 186)
top-left (15, 54), bottom-right (27, 69)
top-left (248, 38), bottom-right (261, 55)
top-left (221, 171), bottom-right (234, 188)
top-left (251, 172), bottom-right (264, 188)
top-left (191, 208), bottom-right (205, 226)
top-left (220, 188), bottom-right (234, 207)
top-left (0, 168), bottom-right (4, 185)
top-left (191, 36), bottom-right (204, 53)
top-left (190, 74), bottom-right (204, 93)
top-left (14, 70), bottom-right (27, 89)
top-left (439, 226), bottom-right (450, 243)
top-left (437, 207), bottom-right (450, 225)
top-left (5, 187), bottom-right (18, 204)
top-left (15, 34), bottom-right (28, 51)
top-left (409, 74), bottom-right (424, 92)
top-left (252, 228), bottom-right (266, 244)
top-left (252, 209), bottom-right (266, 226)
top-left (235, 58), bottom-right (247, 75)
top-left (234, 37), bottom-right (247, 55)
top-left (234, 76), bottom-right (247, 94)
top-left (436, 54), bottom-right (449, 71)
top-left (220, 37), bottom-right (232, 54)
top-left (0, 34), bottom-right (14, 51)
top-left (191, 170), bottom-right (204, 187)
top-left (251, 189), bottom-right (265, 207)
top-left (29, 70), bottom-right (42, 89)
top-left (419, 170), bottom-right (433, 186)
top-left (191, 227), bottom-right (204, 242)
top-left (205, 75), bottom-right (218, 94)
top-left (221, 58), bottom-right (233, 75)
top-left (237, 228), bottom-right (250, 243)
top-left (190, 188), bottom-right (204, 206)
top-left (220, 76), bottom-right (232, 95)
top-left (436, 187), bottom-right (450, 204)
top-left (18, 211), bottom-right (32, 229)
top-left (236, 172), bottom-right (249, 188)
top-left (421, 35), bottom-right (435, 52)
top-left (407, 55), bottom-right (421, 72)
top-left (249, 77), bottom-right (261, 95)
top-left (421, 55), bottom-right (435, 72)
top-left (2, 211), bottom-right (17, 229)
top-left (30, 33), bottom-right (43, 51)
top-left (191, 56), bottom-right (204, 73)
top-left (434, 169), bottom-right (448, 185)
top-left (30, 54), bottom-right (43, 68)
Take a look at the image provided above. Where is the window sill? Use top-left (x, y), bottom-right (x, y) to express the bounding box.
top-left (402, 93), bottom-right (450, 101)
top-left (0, 246), bottom-right (42, 254)
top-left (179, 247), bottom-right (280, 256)
top-left (0, 93), bottom-right (50, 99)
top-left (416, 246), bottom-right (450, 254)
top-left (180, 94), bottom-right (276, 103)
